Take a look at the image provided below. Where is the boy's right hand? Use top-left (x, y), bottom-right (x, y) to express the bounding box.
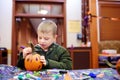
top-left (22, 47), bottom-right (32, 58)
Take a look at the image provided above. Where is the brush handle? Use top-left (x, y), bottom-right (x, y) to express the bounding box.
top-left (28, 41), bottom-right (34, 52)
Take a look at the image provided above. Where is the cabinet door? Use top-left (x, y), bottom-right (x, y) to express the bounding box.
top-left (68, 47), bottom-right (91, 69)
top-left (73, 51), bottom-right (90, 69)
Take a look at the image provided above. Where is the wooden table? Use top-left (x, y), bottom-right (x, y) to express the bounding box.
top-left (99, 53), bottom-right (120, 57)
top-left (99, 53), bottom-right (120, 63)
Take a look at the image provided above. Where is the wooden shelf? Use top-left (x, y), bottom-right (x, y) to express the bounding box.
top-left (12, 0), bottom-right (66, 66)
top-left (15, 14), bottom-right (64, 18)
top-left (15, 0), bottom-right (65, 3)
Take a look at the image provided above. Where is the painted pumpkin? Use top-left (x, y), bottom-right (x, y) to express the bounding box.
top-left (116, 59), bottom-right (120, 75)
top-left (24, 42), bottom-right (43, 71)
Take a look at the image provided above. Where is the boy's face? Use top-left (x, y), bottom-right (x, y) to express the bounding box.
top-left (38, 31), bottom-right (57, 50)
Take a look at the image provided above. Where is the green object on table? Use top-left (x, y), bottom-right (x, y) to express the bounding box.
top-left (18, 75), bottom-right (24, 80)
top-left (26, 74), bottom-right (31, 78)
top-left (33, 71), bottom-right (40, 76)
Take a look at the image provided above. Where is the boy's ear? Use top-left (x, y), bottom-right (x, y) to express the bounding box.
top-left (55, 34), bottom-right (58, 38)
top-left (54, 34), bottom-right (57, 42)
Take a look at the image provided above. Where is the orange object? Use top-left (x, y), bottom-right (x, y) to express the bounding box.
top-left (24, 41), bottom-right (43, 71)
top-left (116, 59), bottom-right (120, 75)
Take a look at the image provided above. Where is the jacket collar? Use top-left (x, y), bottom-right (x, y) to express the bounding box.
top-left (35, 43), bottom-right (57, 52)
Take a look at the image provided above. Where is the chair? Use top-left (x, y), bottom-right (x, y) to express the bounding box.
top-left (0, 47), bottom-right (8, 64)
top-left (102, 59), bottom-right (116, 69)
top-left (98, 40), bottom-right (120, 68)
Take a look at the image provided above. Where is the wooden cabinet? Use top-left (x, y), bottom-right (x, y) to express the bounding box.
top-left (68, 47), bottom-right (92, 69)
top-left (12, 0), bottom-right (66, 66)
top-left (99, 1), bottom-right (120, 40)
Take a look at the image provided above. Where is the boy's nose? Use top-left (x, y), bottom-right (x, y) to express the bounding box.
top-left (41, 38), bottom-right (45, 43)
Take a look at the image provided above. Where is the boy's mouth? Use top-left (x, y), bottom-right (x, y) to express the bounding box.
top-left (40, 44), bottom-right (46, 47)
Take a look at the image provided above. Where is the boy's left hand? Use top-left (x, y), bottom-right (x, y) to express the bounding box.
top-left (40, 56), bottom-right (47, 66)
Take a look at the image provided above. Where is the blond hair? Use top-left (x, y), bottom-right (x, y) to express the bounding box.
top-left (37, 20), bottom-right (57, 35)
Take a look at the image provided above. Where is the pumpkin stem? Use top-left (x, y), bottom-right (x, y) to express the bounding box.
top-left (28, 41), bottom-right (35, 53)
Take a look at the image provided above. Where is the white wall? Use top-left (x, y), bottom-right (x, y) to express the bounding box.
top-left (0, 0), bottom-right (12, 49)
top-left (66, 0), bottom-right (82, 47)
top-left (0, 0), bottom-right (82, 49)
top-left (0, 0), bottom-right (12, 65)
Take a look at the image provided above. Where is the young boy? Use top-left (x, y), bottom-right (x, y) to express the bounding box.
top-left (17, 20), bottom-right (72, 70)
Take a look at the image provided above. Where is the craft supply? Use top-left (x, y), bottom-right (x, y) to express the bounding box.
top-left (52, 74), bottom-right (59, 80)
top-left (26, 73), bottom-right (41, 80)
top-left (89, 72), bottom-right (96, 78)
top-left (82, 72), bottom-right (96, 78)
top-left (97, 73), bottom-right (104, 78)
top-left (18, 75), bottom-right (25, 80)
top-left (59, 70), bottom-right (67, 74)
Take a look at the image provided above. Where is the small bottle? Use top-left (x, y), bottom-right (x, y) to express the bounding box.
top-left (71, 44), bottom-right (74, 50)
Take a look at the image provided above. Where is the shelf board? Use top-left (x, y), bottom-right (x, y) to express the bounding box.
top-left (15, 0), bottom-right (65, 3)
top-left (15, 13), bottom-right (64, 18)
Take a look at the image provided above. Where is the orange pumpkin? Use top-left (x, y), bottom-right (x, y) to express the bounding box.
top-left (116, 59), bottom-right (120, 75)
top-left (24, 42), bottom-right (43, 71)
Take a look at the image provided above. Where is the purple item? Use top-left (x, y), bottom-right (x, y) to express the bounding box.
top-left (20, 46), bottom-right (26, 49)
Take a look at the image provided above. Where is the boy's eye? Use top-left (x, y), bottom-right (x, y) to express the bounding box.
top-left (38, 36), bottom-right (49, 40)
top-left (44, 37), bottom-right (49, 40)
top-left (39, 37), bottom-right (42, 39)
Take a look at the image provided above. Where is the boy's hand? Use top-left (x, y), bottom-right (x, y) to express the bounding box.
top-left (40, 56), bottom-right (47, 66)
top-left (22, 47), bottom-right (32, 58)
